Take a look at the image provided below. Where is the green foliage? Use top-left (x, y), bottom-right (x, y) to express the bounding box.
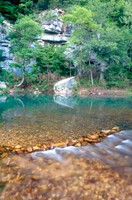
top-left (63, 1), bottom-right (132, 88)
top-left (36, 0), bottom-right (50, 10)
top-left (10, 15), bottom-right (42, 44)
top-left (36, 45), bottom-right (71, 76)
top-left (0, 0), bottom-right (131, 89)
top-left (63, 6), bottom-right (96, 31)
top-left (105, 65), bottom-right (131, 88)
top-left (49, 0), bottom-right (87, 9)
top-left (10, 15), bottom-right (42, 68)
top-left (0, 0), bottom-right (19, 21)
top-left (0, 67), bottom-right (15, 86)
top-left (0, 14), bottom-right (4, 24)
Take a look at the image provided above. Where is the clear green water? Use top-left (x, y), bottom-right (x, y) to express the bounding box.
top-left (0, 95), bottom-right (132, 199)
top-left (0, 94), bottom-right (132, 146)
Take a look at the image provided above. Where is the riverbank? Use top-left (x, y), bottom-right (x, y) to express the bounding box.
top-left (0, 86), bottom-right (132, 97)
top-left (78, 86), bottom-right (132, 97)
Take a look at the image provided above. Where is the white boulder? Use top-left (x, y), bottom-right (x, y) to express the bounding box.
top-left (54, 77), bottom-right (77, 95)
top-left (0, 81), bottom-right (7, 89)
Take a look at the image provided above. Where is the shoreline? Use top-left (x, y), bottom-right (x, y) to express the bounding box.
top-left (0, 86), bottom-right (132, 97)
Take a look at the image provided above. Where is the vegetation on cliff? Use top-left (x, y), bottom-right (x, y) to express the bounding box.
top-left (0, 0), bottom-right (132, 92)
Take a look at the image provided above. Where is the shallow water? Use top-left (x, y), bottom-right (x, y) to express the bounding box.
top-left (0, 94), bottom-right (132, 146)
top-left (32, 130), bottom-right (132, 174)
top-left (0, 94), bottom-right (132, 199)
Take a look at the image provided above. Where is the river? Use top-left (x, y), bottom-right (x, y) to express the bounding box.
top-left (0, 94), bottom-right (132, 199)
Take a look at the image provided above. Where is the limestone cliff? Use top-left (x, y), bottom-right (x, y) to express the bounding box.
top-left (0, 9), bottom-right (72, 70)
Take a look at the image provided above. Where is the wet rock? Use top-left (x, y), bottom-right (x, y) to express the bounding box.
top-left (52, 142), bottom-right (67, 148)
top-left (32, 146), bottom-right (41, 151)
top-left (112, 126), bottom-right (120, 132)
top-left (27, 147), bottom-right (33, 153)
top-left (0, 128), bottom-right (121, 157)
top-left (87, 134), bottom-right (99, 140)
top-left (14, 145), bottom-right (22, 149)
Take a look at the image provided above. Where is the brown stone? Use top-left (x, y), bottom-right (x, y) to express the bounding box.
top-left (14, 145), bottom-right (22, 149)
top-left (112, 126), bottom-right (120, 132)
top-left (67, 139), bottom-right (77, 146)
top-left (78, 137), bottom-right (84, 142)
top-left (1, 153), bottom-right (8, 158)
top-left (74, 142), bottom-right (81, 147)
top-left (0, 147), bottom-right (4, 152)
top-left (33, 146), bottom-right (41, 151)
top-left (53, 142), bottom-right (67, 148)
top-left (110, 129), bottom-right (117, 133)
top-left (103, 130), bottom-right (111, 134)
top-left (81, 141), bottom-right (88, 146)
top-left (13, 149), bottom-right (23, 154)
top-left (87, 134), bottom-right (99, 140)
top-left (83, 138), bottom-right (92, 142)
top-left (27, 147), bottom-right (33, 153)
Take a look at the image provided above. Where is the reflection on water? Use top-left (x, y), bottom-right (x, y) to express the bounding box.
top-left (0, 95), bottom-right (132, 199)
top-left (0, 94), bottom-right (132, 146)
top-left (53, 94), bottom-right (77, 108)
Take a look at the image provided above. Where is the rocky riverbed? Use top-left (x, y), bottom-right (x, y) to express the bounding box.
top-left (0, 128), bottom-right (132, 199)
top-left (0, 145), bottom-right (132, 199)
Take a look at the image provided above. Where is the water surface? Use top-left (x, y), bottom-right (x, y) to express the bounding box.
top-left (0, 94), bottom-right (132, 146)
top-left (0, 94), bottom-right (132, 199)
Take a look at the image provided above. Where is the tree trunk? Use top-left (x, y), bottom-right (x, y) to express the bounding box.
top-left (99, 65), bottom-right (106, 84)
top-left (90, 70), bottom-right (94, 86)
top-left (99, 71), bottom-right (105, 82)
top-left (16, 74), bottom-right (25, 87)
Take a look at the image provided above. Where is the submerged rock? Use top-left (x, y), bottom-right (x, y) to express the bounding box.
top-left (0, 128), bottom-right (121, 156)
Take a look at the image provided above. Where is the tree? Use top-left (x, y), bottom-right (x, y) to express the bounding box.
top-left (63, 6), bottom-right (99, 85)
top-left (9, 15), bottom-right (42, 87)
top-left (63, 1), bottom-right (132, 87)
top-left (36, 45), bottom-right (71, 80)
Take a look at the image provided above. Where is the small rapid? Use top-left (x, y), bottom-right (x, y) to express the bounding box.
top-left (0, 95), bottom-right (132, 199)
top-left (31, 130), bottom-right (132, 174)
top-left (0, 130), bottom-right (132, 199)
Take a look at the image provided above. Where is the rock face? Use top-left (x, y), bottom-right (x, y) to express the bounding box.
top-left (37, 9), bottom-right (72, 44)
top-left (0, 81), bottom-right (7, 89)
top-left (0, 20), bottom-right (13, 70)
top-left (0, 9), bottom-right (72, 70)
top-left (54, 77), bottom-right (77, 95)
